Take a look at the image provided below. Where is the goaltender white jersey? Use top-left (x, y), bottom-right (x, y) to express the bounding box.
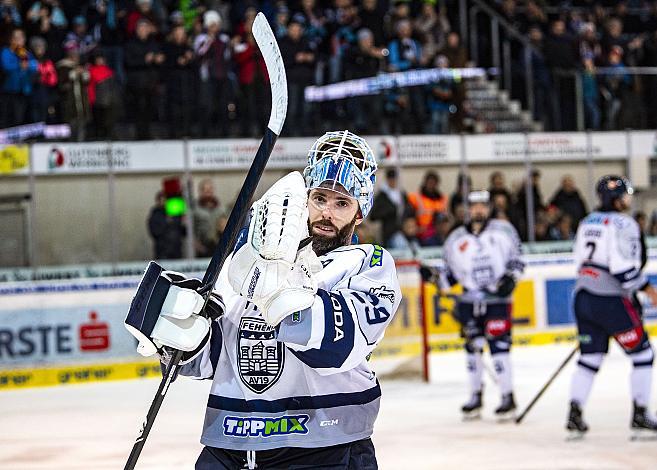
top-left (176, 243), bottom-right (401, 451)
top-left (574, 211), bottom-right (647, 296)
top-left (442, 219), bottom-right (524, 302)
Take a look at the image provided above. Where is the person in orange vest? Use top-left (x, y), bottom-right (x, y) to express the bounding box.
top-left (408, 170), bottom-right (448, 246)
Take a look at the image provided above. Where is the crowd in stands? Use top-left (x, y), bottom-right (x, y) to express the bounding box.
top-left (491, 0), bottom-right (657, 131)
top-left (364, 168), bottom-right (657, 250)
top-left (146, 169), bottom-right (656, 260)
top-left (2, 1), bottom-right (657, 140)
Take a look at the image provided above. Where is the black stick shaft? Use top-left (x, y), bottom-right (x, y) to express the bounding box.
top-left (124, 349), bottom-right (183, 470)
top-left (200, 128), bottom-right (277, 294)
top-left (515, 346), bottom-right (578, 424)
top-left (124, 128), bottom-right (280, 469)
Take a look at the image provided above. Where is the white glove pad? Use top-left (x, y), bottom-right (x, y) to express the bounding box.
top-left (228, 171), bottom-right (309, 307)
top-left (262, 244), bottom-right (322, 326)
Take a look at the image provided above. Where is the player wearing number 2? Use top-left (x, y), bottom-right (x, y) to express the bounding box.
top-left (567, 175), bottom-right (657, 437)
top-left (125, 131), bottom-right (401, 469)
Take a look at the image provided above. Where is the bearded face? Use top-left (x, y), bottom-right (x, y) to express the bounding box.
top-left (307, 186), bottom-right (362, 256)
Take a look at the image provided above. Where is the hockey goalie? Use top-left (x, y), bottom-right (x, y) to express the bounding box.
top-left (125, 130), bottom-right (401, 469)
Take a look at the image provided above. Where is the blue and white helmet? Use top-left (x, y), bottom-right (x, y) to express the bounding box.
top-left (303, 130), bottom-right (378, 217)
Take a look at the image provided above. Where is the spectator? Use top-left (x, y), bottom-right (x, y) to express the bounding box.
top-left (488, 170), bottom-right (512, 201)
top-left (515, 169), bottom-right (545, 240)
top-left (359, 0), bottom-right (385, 47)
top-left (408, 171), bottom-right (448, 246)
top-left (64, 15), bottom-right (97, 63)
top-left (414, 0), bottom-right (450, 66)
top-left (194, 10), bottom-right (232, 138)
top-left (437, 31), bottom-right (467, 69)
top-left (279, 16), bottom-right (315, 136)
top-left (383, 0), bottom-right (411, 41)
top-left (600, 46), bottom-right (631, 130)
top-left (329, 2), bottom-right (361, 83)
top-left (526, 26), bottom-right (554, 128)
top-left (582, 55), bottom-right (601, 130)
top-left (549, 213), bottom-right (575, 241)
top-left (521, 0), bottom-right (548, 34)
top-left (273, 5), bottom-right (289, 40)
top-left (543, 19), bottom-right (579, 130)
top-left (233, 8), bottom-right (269, 137)
top-left (124, 18), bottom-right (163, 139)
top-left (534, 211), bottom-right (551, 242)
top-left (126, 0), bottom-right (159, 37)
top-left (388, 19), bottom-right (424, 133)
top-left (148, 190), bottom-right (186, 260)
top-left (297, 0), bottom-right (327, 52)
top-left (370, 168), bottom-right (413, 247)
top-left (342, 28), bottom-right (386, 134)
top-left (641, 29), bottom-right (657, 127)
top-left (87, 0), bottom-right (128, 85)
top-left (1, 28), bottom-right (38, 128)
top-left (0, 0), bottom-right (21, 28)
top-left (87, 50), bottom-right (120, 139)
top-left (163, 24), bottom-right (194, 138)
top-left (550, 175), bottom-right (588, 229)
top-left (449, 172), bottom-right (471, 218)
top-left (56, 40), bottom-right (90, 140)
top-left (426, 54), bottom-right (454, 134)
top-left (24, 2), bottom-right (66, 62)
top-left (28, 36), bottom-right (57, 124)
top-left (193, 178), bottom-right (223, 258)
top-left (26, 1), bottom-right (67, 29)
top-left (491, 191), bottom-right (512, 222)
top-left (388, 215), bottom-right (421, 252)
top-left (578, 22), bottom-right (602, 65)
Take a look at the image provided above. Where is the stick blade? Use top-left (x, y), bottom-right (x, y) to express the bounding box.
top-left (253, 12), bottom-right (287, 136)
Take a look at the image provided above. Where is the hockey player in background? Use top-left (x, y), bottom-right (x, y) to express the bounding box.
top-left (422, 190), bottom-right (524, 419)
top-left (567, 175), bottom-right (657, 437)
top-left (126, 131), bottom-right (401, 469)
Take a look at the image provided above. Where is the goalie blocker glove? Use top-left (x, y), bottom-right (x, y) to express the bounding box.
top-left (124, 261), bottom-right (225, 363)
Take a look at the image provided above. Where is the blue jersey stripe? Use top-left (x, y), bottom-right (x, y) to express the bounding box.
top-left (289, 289), bottom-right (355, 369)
top-left (207, 382), bottom-right (381, 413)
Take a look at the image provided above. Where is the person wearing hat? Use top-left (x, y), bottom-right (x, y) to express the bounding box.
top-left (424, 190), bottom-right (524, 419)
top-left (193, 10), bottom-right (232, 137)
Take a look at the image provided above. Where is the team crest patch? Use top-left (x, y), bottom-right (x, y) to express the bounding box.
top-left (237, 317), bottom-right (284, 393)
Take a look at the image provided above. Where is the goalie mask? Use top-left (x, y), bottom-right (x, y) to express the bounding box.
top-left (303, 130), bottom-right (378, 218)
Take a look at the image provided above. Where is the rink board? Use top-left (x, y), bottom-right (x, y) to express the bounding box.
top-left (2, 255), bottom-right (657, 390)
top-left (3, 325), bottom-right (657, 391)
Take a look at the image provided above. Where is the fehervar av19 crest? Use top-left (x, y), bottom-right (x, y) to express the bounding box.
top-left (237, 317), bottom-right (285, 393)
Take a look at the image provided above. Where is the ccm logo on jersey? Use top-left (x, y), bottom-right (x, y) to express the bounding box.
top-left (320, 419), bottom-right (339, 427)
top-left (330, 296), bottom-right (345, 342)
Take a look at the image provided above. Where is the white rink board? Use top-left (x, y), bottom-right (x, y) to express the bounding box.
top-left (2, 343), bottom-right (657, 469)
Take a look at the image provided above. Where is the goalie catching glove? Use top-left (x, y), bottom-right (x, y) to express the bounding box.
top-left (124, 261), bottom-right (224, 362)
top-left (228, 171), bottom-right (323, 326)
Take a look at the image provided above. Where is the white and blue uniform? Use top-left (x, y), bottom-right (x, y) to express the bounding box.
top-left (570, 210), bottom-right (654, 409)
top-left (442, 219), bottom-right (524, 400)
top-left (176, 243), bottom-right (401, 451)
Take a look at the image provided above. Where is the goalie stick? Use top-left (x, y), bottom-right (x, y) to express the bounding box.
top-left (123, 12), bottom-right (287, 470)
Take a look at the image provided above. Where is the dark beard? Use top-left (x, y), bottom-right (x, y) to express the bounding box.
top-left (309, 215), bottom-right (358, 256)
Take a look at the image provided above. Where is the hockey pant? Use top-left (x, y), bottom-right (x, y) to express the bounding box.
top-left (195, 438), bottom-right (377, 470)
top-left (457, 301), bottom-right (513, 395)
top-left (570, 290), bottom-right (654, 407)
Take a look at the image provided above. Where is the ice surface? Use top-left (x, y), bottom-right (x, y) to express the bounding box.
top-left (2, 343), bottom-right (657, 469)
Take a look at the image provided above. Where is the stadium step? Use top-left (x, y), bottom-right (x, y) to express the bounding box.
top-left (465, 77), bottom-right (543, 133)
